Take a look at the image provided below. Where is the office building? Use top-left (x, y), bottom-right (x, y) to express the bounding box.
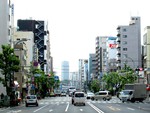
top-left (61, 61), bottom-right (69, 81)
top-left (116, 17), bottom-right (141, 70)
top-left (143, 26), bottom-right (150, 84)
top-left (106, 37), bottom-right (117, 72)
top-left (88, 54), bottom-right (97, 81)
top-left (17, 19), bottom-right (51, 73)
top-left (0, 0), bottom-right (14, 95)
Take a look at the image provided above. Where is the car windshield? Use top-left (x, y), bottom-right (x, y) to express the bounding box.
top-left (122, 90), bottom-right (132, 95)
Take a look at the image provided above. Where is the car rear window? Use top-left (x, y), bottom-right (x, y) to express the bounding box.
top-left (27, 96), bottom-right (36, 99)
top-left (75, 93), bottom-right (84, 97)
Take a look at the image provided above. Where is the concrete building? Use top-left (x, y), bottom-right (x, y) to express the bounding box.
top-left (143, 26), bottom-right (150, 84)
top-left (95, 36), bottom-right (107, 78)
top-left (0, 0), bottom-right (14, 95)
top-left (106, 37), bottom-right (117, 72)
top-left (116, 17), bottom-right (141, 70)
top-left (78, 59), bottom-right (88, 90)
top-left (17, 19), bottom-right (50, 73)
top-left (88, 54), bottom-right (97, 81)
top-left (61, 61), bottom-right (69, 81)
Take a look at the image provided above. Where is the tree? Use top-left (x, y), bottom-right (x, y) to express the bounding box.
top-left (0, 45), bottom-right (20, 99)
top-left (102, 65), bottom-right (136, 93)
top-left (91, 79), bottom-right (100, 93)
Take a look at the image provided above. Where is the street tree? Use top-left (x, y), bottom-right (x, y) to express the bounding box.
top-left (91, 79), bottom-right (100, 93)
top-left (0, 45), bottom-right (20, 97)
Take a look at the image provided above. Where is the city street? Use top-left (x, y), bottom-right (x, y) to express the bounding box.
top-left (0, 96), bottom-right (149, 113)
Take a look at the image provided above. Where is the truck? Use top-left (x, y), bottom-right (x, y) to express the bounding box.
top-left (121, 83), bottom-right (147, 102)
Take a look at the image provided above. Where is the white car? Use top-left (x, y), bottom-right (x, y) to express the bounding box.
top-left (86, 92), bottom-right (95, 99)
top-left (25, 95), bottom-right (38, 107)
top-left (72, 91), bottom-right (86, 106)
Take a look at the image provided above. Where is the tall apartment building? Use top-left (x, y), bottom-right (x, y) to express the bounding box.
top-left (78, 59), bottom-right (88, 90)
top-left (0, 0), bottom-right (14, 94)
top-left (143, 26), bottom-right (150, 84)
top-left (95, 36), bottom-right (107, 78)
top-left (17, 19), bottom-right (51, 73)
top-left (116, 17), bottom-right (141, 70)
top-left (88, 54), bottom-right (97, 81)
top-left (106, 37), bottom-right (117, 72)
top-left (61, 61), bottom-right (69, 81)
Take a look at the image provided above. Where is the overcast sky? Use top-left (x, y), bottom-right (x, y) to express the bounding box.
top-left (13, 0), bottom-right (150, 73)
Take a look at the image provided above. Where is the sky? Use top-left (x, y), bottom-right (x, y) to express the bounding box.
top-left (13, 0), bottom-right (150, 73)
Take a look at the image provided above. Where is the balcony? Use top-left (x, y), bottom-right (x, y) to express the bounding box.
top-left (117, 26), bottom-right (120, 30)
top-left (117, 33), bottom-right (120, 37)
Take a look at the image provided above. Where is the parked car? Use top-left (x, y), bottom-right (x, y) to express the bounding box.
top-left (72, 91), bottom-right (86, 106)
top-left (86, 92), bottom-right (95, 99)
top-left (91, 90), bottom-right (112, 101)
top-left (25, 95), bottom-right (38, 107)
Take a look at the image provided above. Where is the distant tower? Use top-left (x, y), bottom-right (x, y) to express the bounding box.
top-left (61, 61), bottom-right (69, 81)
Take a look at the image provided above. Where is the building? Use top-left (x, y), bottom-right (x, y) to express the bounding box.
top-left (95, 36), bottom-right (107, 78)
top-left (88, 54), bottom-right (97, 81)
top-left (143, 26), bottom-right (150, 84)
top-left (0, 0), bottom-right (14, 95)
top-left (78, 59), bottom-right (88, 90)
top-left (116, 17), bottom-right (141, 70)
top-left (106, 37), bottom-right (117, 72)
top-left (61, 61), bottom-right (69, 81)
top-left (17, 19), bottom-right (51, 73)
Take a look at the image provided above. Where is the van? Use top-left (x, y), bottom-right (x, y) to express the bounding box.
top-left (91, 91), bottom-right (112, 101)
top-left (72, 91), bottom-right (86, 106)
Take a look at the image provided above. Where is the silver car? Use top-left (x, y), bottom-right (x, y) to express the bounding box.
top-left (25, 95), bottom-right (39, 107)
top-left (91, 91), bottom-right (112, 101)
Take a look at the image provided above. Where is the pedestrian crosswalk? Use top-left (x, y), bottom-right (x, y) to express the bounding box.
top-left (39, 97), bottom-right (149, 105)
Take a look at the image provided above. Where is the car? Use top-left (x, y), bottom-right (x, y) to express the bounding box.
top-left (72, 91), bottom-right (86, 106)
top-left (118, 91), bottom-right (124, 100)
top-left (25, 95), bottom-right (38, 107)
top-left (61, 91), bottom-right (67, 96)
top-left (54, 90), bottom-right (61, 96)
top-left (86, 92), bottom-right (95, 99)
top-left (91, 90), bottom-right (112, 101)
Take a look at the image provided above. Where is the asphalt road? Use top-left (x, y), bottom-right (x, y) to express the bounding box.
top-left (0, 96), bottom-right (150, 113)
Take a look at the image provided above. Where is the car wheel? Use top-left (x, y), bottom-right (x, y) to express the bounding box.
top-left (74, 103), bottom-right (76, 106)
top-left (103, 98), bottom-right (106, 101)
top-left (72, 100), bottom-right (74, 104)
top-left (83, 103), bottom-right (85, 106)
top-left (91, 97), bottom-right (94, 101)
top-left (36, 103), bottom-right (38, 106)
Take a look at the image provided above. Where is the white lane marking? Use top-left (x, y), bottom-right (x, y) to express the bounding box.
top-left (65, 102), bottom-right (69, 112)
top-left (49, 109), bottom-right (53, 112)
top-left (33, 104), bottom-right (48, 112)
top-left (87, 102), bottom-right (104, 113)
top-left (127, 107), bottom-right (135, 111)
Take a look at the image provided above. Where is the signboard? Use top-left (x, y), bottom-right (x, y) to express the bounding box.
top-left (109, 44), bottom-right (117, 48)
top-left (54, 76), bottom-right (59, 81)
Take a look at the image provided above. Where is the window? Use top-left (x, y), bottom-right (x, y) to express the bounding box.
top-left (123, 41), bottom-right (127, 45)
top-left (123, 28), bottom-right (127, 32)
top-left (123, 54), bottom-right (127, 58)
top-left (123, 35), bottom-right (127, 38)
top-left (123, 48), bottom-right (127, 51)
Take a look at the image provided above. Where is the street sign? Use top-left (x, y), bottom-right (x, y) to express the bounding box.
top-left (54, 76), bottom-right (59, 81)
